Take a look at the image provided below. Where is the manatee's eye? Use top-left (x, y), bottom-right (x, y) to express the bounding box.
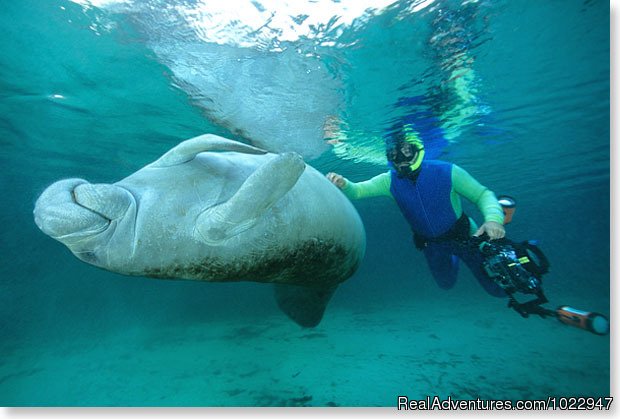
top-left (76, 251), bottom-right (98, 264)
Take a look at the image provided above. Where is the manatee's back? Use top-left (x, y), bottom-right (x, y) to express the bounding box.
top-left (107, 152), bottom-right (269, 275)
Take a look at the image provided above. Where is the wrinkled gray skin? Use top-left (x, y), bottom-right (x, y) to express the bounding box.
top-left (34, 134), bottom-right (366, 327)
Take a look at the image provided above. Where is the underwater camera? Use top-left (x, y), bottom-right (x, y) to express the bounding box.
top-left (476, 237), bottom-right (609, 335)
top-left (478, 239), bottom-right (549, 296)
top-left (470, 196), bottom-right (608, 335)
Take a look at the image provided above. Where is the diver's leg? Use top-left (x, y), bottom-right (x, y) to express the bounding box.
top-left (423, 242), bottom-right (459, 290)
top-left (457, 247), bottom-right (506, 297)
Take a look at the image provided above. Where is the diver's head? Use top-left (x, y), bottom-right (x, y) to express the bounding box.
top-left (386, 130), bottom-right (425, 179)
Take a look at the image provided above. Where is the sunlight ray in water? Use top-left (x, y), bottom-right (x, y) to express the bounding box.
top-left (65, 0), bottom-right (491, 161)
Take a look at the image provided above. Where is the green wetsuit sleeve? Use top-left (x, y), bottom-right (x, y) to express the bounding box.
top-left (341, 172), bottom-right (392, 200)
top-left (451, 165), bottom-right (504, 224)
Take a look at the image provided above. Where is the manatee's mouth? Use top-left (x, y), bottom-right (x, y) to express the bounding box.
top-left (71, 189), bottom-right (111, 219)
top-left (48, 186), bottom-right (111, 242)
top-left (64, 188), bottom-right (111, 238)
top-left (33, 179), bottom-right (111, 243)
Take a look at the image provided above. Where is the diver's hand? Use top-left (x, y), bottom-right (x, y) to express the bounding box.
top-left (474, 221), bottom-right (505, 240)
top-left (326, 172), bottom-right (346, 189)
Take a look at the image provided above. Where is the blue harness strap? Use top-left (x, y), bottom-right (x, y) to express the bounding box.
top-left (390, 160), bottom-right (457, 238)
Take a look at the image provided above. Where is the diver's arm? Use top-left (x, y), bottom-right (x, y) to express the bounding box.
top-left (327, 172), bottom-right (392, 200)
top-left (451, 165), bottom-right (505, 238)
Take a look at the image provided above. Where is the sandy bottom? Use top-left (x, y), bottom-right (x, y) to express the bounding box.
top-left (0, 292), bottom-right (610, 407)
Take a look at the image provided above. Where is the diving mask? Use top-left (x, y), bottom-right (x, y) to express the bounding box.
top-left (387, 133), bottom-right (425, 178)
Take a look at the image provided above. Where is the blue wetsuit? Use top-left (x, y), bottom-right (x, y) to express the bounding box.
top-left (341, 161), bottom-right (505, 296)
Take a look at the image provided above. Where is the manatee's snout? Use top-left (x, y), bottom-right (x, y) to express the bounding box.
top-left (34, 179), bottom-right (134, 245)
top-left (34, 179), bottom-right (110, 243)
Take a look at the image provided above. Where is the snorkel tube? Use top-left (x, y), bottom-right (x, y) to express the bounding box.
top-left (404, 132), bottom-right (425, 173)
top-left (386, 128), bottom-right (426, 179)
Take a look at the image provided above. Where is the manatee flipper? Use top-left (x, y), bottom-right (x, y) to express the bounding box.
top-left (195, 152), bottom-right (306, 244)
top-left (151, 134), bottom-right (268, 167)
top-left (73, 184), bottom-right (134, 220)
top-left (274, 283), bottom-right (338, 328)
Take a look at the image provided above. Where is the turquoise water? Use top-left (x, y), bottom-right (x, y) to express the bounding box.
top-left (0, 0), bottom-right (610, 407)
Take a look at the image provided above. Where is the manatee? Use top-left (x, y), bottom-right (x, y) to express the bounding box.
top-left (33, 134), bottom-right (366, 327)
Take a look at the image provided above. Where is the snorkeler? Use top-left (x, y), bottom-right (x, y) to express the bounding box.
top-left (326, 127), bottom-right (507, 297)
top-left (326, 126), bottom-right (610, 335)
